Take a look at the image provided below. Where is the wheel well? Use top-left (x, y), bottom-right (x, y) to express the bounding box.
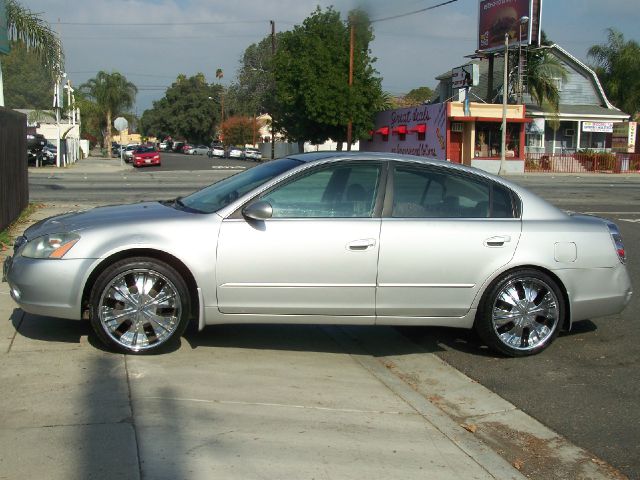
top-left (81, 249), bottom-right (200, 323)
top-left (476, 265), bottom-right (572, 331)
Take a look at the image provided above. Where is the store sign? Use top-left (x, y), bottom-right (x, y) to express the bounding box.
top-left (0, 1), bottom-right (10, 55)
top-left (478, 0), bottom-right (541, 53)
top-left (612, 122), bottom-right (637, 153)
top-left (582, 121), bottom-right (613, 133)
top-left (361, 103), bottom-right (447, 160)
top-left (452, 64), bottom-right (479, 89)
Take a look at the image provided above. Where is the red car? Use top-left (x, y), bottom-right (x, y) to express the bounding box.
top-left (132, 146), bottom-right (161, 168)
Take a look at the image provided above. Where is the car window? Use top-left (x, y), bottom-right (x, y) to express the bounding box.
top-left (392, 165), bottom-right (513, 218)
top-left (179, 158), bottom-right (303, 213)
top-left (260, 163), bottom-right (381, 218)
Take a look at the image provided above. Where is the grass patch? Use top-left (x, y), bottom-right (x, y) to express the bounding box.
top-left (0, 203), bottom-right (44, 250)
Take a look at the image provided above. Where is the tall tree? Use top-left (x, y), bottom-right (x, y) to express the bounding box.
top-left (401, 86), bottom-right (435, 107)
top-left (524, 48), bottom-right (567, 113)
top-left (2, 40), bottom-right (52, 108)
top-left (140, 73), bottom-right (221, 144)
top-left (227, 36), bottom-right (277, 117)
top-left (270, 7), bottom-right (385, 149)
top-left (1, 0), bottom-right (63, 106)
top-left (588, 28), bottom-right (640, 117)
top-left (79, 71), bottom-right (137, 157)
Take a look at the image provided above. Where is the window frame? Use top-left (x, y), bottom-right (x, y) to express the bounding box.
top-left (383, 162), bottom-right (521, 219)
top-left (229, 159), bottom-right (389, 220)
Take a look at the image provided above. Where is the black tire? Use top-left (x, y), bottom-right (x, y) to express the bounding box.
top-left (475, 269), bottom-right (565, 357)
top-left (89, 257), bottom-right (191, 354)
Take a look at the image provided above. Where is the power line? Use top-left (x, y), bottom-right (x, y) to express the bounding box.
top-left (371, 0), bottom-right (459, 23)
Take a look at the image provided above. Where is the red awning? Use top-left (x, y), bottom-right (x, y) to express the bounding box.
top-left (409, 124), bottom-right (427, 134)
top-left (375, 126), bottom-right (390, 135)
top-left (392, 125), bottom-right (408, 135)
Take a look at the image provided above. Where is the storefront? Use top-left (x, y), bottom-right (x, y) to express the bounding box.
top-left (361, 101), bottom-right (528, 174)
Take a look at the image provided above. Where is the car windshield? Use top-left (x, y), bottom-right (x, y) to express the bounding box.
top-left (179, 158), bottom-right (303, 213)
top-left (135, 146), bottom-right (156, 153)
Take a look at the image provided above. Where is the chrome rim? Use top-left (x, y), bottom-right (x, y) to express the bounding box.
top-left (491, 277), bottom-right (559, 351)
top-left (98, 268), bottom-right (182, 351)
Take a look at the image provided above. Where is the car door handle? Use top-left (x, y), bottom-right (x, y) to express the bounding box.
top-left (484, 235), bottom-right (511, 247)
top-left (347, 239), bottom-right (376, 251)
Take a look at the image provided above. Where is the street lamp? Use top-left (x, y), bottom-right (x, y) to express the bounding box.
top-left (518, 16), bottom-right (529, 104)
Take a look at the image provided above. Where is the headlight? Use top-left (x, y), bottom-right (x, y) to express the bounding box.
top-left (21, 233), bottom-right (80, 259)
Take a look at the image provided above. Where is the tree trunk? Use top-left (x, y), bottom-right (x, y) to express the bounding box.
top-left (336, 141), bottom-right (343, 151)
top-left (297, 139), bottom-right (305, 154)
top-left (106, 109), bottom-right (112, 158)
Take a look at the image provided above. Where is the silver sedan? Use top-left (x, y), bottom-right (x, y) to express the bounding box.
top-left (3, 152), bottom-right (632, 355)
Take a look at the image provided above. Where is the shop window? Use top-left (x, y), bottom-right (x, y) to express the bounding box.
top-left (475, 122), bottom-right (520, 159)
top-left (526, 133), bottom-right (543, 148)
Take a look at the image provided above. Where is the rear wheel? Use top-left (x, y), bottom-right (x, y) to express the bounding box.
top-left (89, 257), bottom-right (190, 354)
top-left (475, 269), bottom-right (564, 357)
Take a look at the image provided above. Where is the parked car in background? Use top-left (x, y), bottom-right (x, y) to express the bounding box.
top-left (187, 145), bottom-right (209, 155)
top-left (111, 142), bottom-right (121, 155)
top-left (181, 144), bottom-right (193, 154)
top-left (208, 144), bottom-right (225, 158)
top-left (42, 142), bottom-right (58, 163)
top-left (172, 141), bottom-right (185, 153)
top-left (132, 146), bottom-right (161, 168)
top-left (4, 152), bottom-right (632, 355)
top-left (244, 147), bottom-right (262, 162)
top-left (159, 142), bottom-right (168, 151)
top-left (227, 146), bottom-right (244, 159)
top-left (123, 144), bottom-right (139, 162)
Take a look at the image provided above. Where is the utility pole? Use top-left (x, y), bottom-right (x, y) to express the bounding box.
top-left (270, 20), bottom-right (276, 160)
top-left (346, 19), bottom-right (354, 151)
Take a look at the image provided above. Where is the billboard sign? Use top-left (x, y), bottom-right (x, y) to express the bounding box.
top-left (478, 0), bottom-right (542, 53)
top-left (0, 1), bottom-right (10, 55)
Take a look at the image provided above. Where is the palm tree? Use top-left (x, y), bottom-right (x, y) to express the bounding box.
top-left (525, 47), bottom-right (568, 113)
top-left (79, 71), bottom-right (137, 158)
top-left (588, 28), bottom-right (640, 117)
top-left (1, 0), bottom-right (64, 106)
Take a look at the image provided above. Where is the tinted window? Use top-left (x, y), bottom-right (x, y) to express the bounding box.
top-left (260, 163), bottom-right (381, 218)
top-left (392, 166), bottom-right (510, 218)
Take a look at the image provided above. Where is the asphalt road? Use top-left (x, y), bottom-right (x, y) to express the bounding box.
top-left (27, 161), bottom-right (640, 479)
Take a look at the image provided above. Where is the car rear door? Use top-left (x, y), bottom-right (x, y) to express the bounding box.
top-left (376, 163), bottom-right (522, 319)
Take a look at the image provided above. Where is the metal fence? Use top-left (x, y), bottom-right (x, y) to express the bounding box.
top-left (0, 108), bottom-right (28, 232)
top-left (525, 152), bottom-right (640, 174)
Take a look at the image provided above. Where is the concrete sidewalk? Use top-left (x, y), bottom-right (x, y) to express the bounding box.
top-left (0, 158), bottom-right (626, 479)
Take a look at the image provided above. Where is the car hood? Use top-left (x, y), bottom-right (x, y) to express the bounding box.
top-left (23, 201), bottom-right (188, 239)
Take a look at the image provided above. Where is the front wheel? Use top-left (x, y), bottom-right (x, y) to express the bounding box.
top-left (475, 269), bottom-right (564, 357)
top-left (89, 257), bottom-right (191, 354)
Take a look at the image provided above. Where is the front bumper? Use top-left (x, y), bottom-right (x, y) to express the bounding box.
top-left (4, 254), bottom-right (96, 320)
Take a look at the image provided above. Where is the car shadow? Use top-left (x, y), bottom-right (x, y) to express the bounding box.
top-left (12, 308), bottom-right (582, 359)
top-left (11, 309), bottom-right (91, 345)
top-left (184, 323), bottom-right (457, 358)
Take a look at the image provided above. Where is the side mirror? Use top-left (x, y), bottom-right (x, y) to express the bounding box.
top-left (242, 200), bottom-right (273, 221)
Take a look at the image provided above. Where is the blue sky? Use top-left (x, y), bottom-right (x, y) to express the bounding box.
top-left (17, 0), bottom-right (640, 112)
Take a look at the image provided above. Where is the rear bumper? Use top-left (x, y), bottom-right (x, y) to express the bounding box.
top-left (556, 263), bottom-right (633, 326)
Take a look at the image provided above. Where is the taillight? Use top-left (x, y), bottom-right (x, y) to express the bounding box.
top-left (607, 222), bottom-right (626, 264)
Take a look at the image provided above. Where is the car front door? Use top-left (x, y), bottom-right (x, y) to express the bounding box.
top-left (216, 161), bottom-right (384, 322)
top-left (377, 163), bottom-right (522, 320)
